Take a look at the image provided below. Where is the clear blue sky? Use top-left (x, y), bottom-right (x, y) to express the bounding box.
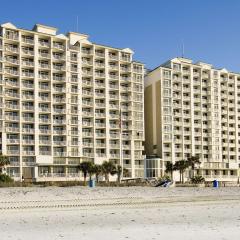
top-left (1, 0), bottom-right (240, 71)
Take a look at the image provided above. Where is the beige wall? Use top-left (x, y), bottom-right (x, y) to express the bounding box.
top-left (144, 85), bottom-right (154, 155)
top-left (155, 80), bottom-right (162, 158)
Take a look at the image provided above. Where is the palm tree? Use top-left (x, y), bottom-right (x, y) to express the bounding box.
top-left (88, 162), bottom-right (96, 181)
top-left (94, 164), bottom-right (102, 183)
top-left (174, 160), bottom-right (189, 183)
top-left (101, 161), bottom-right (116, 183)
top-left (165, 161), bottom-right (174, 180)
top-left (123, 168), bottom-right (130, 178)
top-left (187, 155), bottom-right (201, 178)
top-left (0, 155), bottom-right (10, 174)
top-left (116, 165), bottom-right (122, 183)
top-left (78, 161), bottom-right (93, 184)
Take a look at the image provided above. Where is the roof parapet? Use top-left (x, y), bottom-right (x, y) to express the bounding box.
top-left (33, 24), bottom-right (58, 35)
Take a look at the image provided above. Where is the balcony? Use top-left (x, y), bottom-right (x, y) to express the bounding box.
top-left (22, 105), bottom-right (34, 111)
top-left (39, 129), bottom-right (51, 134)
top-left (39, 63), bottom-right (50, 69)
top-left (82, 111), bottom-right (93, 117)
top-left (53, 65), bottom-right (65, 71)
top-left (110, 153), bottom-right (120, 158)
top-left (95, 102), bottom-right (105, 108)
top-left (82, 152), bottom-right (94, 158)
top-left (5, 58), bottom-right (19, 65)
top-left (95, 112), bottom-right (105, 118)
top-left (82, 59), bottom-right (93, 66)
top-left (82, 121), bottom-right (93, 127)
top-left (39, 96), bottom-right (51, 102)
top-left (109, 74), bottom-right (119, 80)
top-left (5, 104), bottom-right (19, 110)
top-left (39, 52), bottom-right (50, 58)
top-left (82, 100), bottom-right (93, 107)
top-left (53, 43), bottom-right (65, 50)
top-left (39, 151), bottom-right (51, 155)
top-left (53, 108), bottom-right (66, 114)
top-left (22, 139), bottom-right (35, 145)
top-left (7, 139), bottom-right (20, 144)
top-left (39, 118), bottom-right (51, 124)
top-left (22, 151), bottom-right (35, 156)
top-left (109, 65), bottom-right (118, 70)
top-left (39, 140), bottom-right (51, 145)
top-left (22, 128), bottom-right (35, 133)
top-left (109, 54), bottom-right (118, 60)
top-left (53, 98), bottom-right (66, 103)
top-left (54, 152), bottom-right (67, 157)
top-left (82, 70), bottom-right (93, 76)
top-left (53, 76), bottom-right (65, 82)
top-left (5, 127), bottom-right (20, 133)
top-left (95, 92), bottom-right (105, 98)
top-left (53, 141), bottom-right (66, 146)
top-left (109, 84), bottom-right (119, 90)
top-left (120, 76), bottom-right (131, 81)
top-left (39, 85), bottom-right (50, 91)
top-left (120, 67), bottom-right (131, 72)
top-left (5, 115), bottom-right (19, 121)
top-left (22, 37), bottom-right (34, 45)
top-left (82, 49), bottom-right (93, 55)
top-left (82, 132), bottom-right (93, 137)
top-left (22, 83), bottom-right (34, 89)
top-left (109, 104), bottom-right (118, 109)
top-left (53, 119), bottom-right (66, 125)
top-left (22, 117), bottom-right (34, 122)
top-left (110, 144), bottom-right (120, 149)
top-left (82, 90), bottom-right (93, 96)
top-left (22, 72), bottom-right (34, 78)
top-left (109, 94), bottom-right (119, 100)
top-left (22, 49), bottom-right (34, 56)
top-left (5, 45), bottom-right (19, 53)
top-left (22, 61), bottom-right (34, 67)
top-left (82, 142), bottom-right (94, 147)
top-left (5, 68), bottom-right (19, 76)
top-left (22, 95), bottom-right (34, 100)
top-left (38, 40), bottom-right (50, 47)
top-left (7, 150), bottom-right (20, 155)
top-left (95, 122), bottom-right (105, 128)
top-left (53, 130), bottom-right (66, 135)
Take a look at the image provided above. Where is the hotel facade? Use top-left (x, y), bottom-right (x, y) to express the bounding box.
top-left (0, 22), bottom-right (145, 181)
top-left (145, 57), bottom-right (240, 182)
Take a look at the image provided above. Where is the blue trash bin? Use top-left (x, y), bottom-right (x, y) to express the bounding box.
top-left (89, 179), bottom-right (95, 188)
top-left (213, 180), bottom-right (219, 188)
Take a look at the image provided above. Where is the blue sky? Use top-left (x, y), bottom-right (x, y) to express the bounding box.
top-left (1, 0), bottom-right (240, 71)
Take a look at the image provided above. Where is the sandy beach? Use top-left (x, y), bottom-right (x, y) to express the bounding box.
top-left (0, 187), bottom-right (240, 240)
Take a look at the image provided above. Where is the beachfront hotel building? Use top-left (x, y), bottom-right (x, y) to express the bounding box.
top-left (145, 57), bottom-right (240, 182)
top-left (0, 22), bottom-right (145, 181)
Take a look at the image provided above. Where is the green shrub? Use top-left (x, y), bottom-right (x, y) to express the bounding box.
top-left (158, 175), bottom-right (171, 182)
top-left (0, 174), bottom-right (14, 183)
top-left (191, 175), bottom-right (205, 184)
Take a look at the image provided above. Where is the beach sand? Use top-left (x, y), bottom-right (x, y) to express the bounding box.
top-left (0, 187), bottom-right (240, 240)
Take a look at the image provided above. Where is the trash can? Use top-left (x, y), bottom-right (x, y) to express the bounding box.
top-left (89, 179), bottom-right (95, 188)
top-left (213, 180), bottom-right (219, 188)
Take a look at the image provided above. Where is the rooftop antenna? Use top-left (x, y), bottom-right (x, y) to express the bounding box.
top-left (76, 15), bottom-right (79, 32)
top-left (181, 39), bottom-right (185, 58)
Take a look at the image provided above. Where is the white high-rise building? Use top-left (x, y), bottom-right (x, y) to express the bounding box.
top-left (0, 22), bottom-right (145, 181)
top-left (145, 57), bottom-right (240, 182)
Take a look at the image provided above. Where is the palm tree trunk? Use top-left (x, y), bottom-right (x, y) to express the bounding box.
top-left (105, 174), bottom-right (108, 183)
top-left (192, 166), bottom-right (195, 178)
top-left (84, 173), bottom-right (87, 185)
